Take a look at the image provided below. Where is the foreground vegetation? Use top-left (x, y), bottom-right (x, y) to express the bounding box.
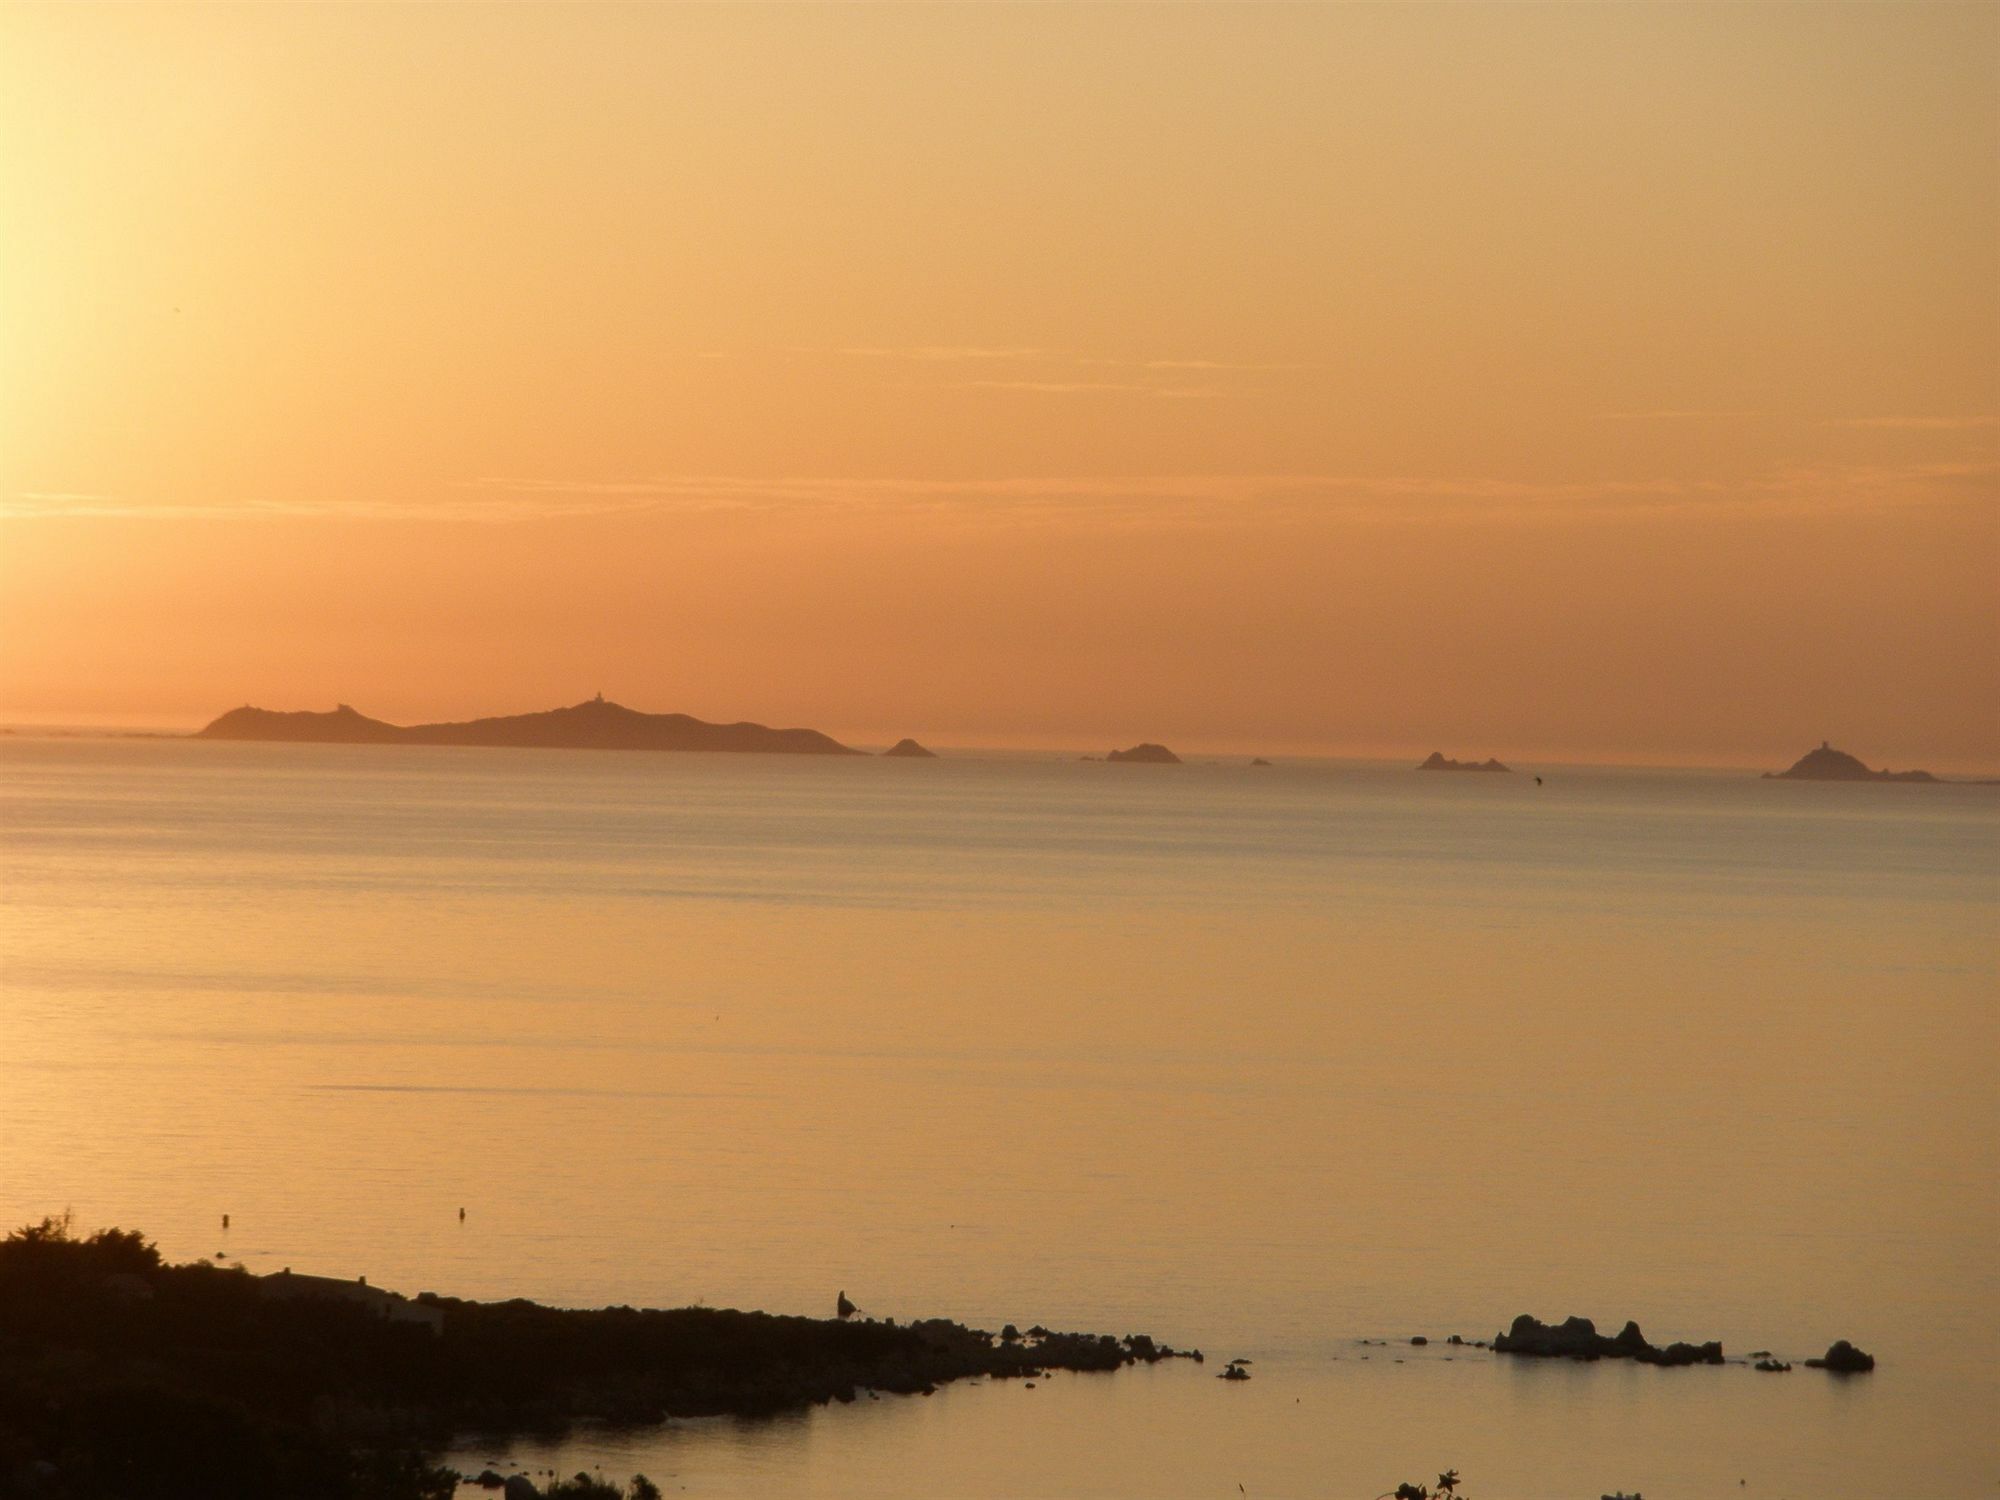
top-left (0, 1217), bottom-right (1193, 1499)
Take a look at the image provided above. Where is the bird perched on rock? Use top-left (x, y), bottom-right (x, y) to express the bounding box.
top-left (836, 1290), bottom-right (856, 1319)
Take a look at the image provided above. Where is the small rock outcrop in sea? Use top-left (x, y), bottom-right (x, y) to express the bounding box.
top-left (1754, 1358), bottom-right (1792, 1372)
top-left (1491, 1314), bottom-right (1722, 1366)
top-left (1105, 743), bottom-right (1182, 764)
top-left (1804, 1339), bottom-right (1875, 1372)
top-left (882, 738), bottom-right (938, 758)
top-left (1249, 757), bottom-right (1272, 767)
top-left (1417, 751), bottom-right (1511, 773)
top-left (1763, 742), bottom-right (1936, 783)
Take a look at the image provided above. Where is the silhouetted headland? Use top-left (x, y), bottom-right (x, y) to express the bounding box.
top-left (196, 695), bottom-right (861, 756)
top-left (1763, 741), bottom-right (1937, 782)
top-left (1103, 743), bottom-right (1182, 764)
top-left (881, 738), bottom-right (937, 758)
top-left (1417, 751), bottom-right (1511, 773)
top-left (0, 1218), bottom-right (1197, 1500)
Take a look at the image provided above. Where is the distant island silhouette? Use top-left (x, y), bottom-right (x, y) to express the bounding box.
top-left (196, 696), bottom-right (862, 756)
top-left (1104, 743), bottom-right (1182, 764)
top-left (1763, 741), bottom-right (1937, 783)
top-left (1418, 751), bottom-right (1511, 773)
top-left (882, 737), bottom-right (937, 759)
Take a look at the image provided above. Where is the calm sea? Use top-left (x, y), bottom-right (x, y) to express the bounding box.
top-left (2, 736), bottom-right (1994, 1498)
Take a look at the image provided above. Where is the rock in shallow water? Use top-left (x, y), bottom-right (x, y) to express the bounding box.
top-left (1491, 1313), bottom-right (1721, 1365)
top-left (1805, 1339), bottom-right (1875, 1372)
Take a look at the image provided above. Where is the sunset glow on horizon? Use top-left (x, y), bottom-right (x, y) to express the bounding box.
top-left (4, 3), bottom-right (1995, 769)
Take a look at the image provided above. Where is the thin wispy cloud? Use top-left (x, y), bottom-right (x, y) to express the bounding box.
top-left (1, 492), bottom-right (661, 523)
top-left (1590, 409), bottom-right (1763, 421)
top-left (817, 345), bottom-right (1054, 362)
top-left (803, 346), bottom-right (1319, 377)
top-left (1078, 356), bottom-right (1324, 373)
top-left (950, 379), bottom-right (1235, 399)
top-left (449, 462), bottom-right (1994, 524)
top-left (1828, 415), bottom-right (1999, 430)
top-left (13, 459), bottom-right (1985, 527)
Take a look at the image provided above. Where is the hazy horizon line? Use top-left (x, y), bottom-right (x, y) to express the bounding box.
top-left (4, 708), bottom-right (1993, 780)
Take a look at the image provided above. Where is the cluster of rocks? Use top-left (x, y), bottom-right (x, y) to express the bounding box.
top-left (1805, 1339), bottom-right (1875, 1372)
top-left (944, 1326), bottom-right (1203, 1386)
top-left (470, 1473), bottom-right (539, 1499)
top-left (1116, 1331), bottom-right (1203, 1365)
top-left (1492, 1314), bottom-right (1722, 1366)
top-left (468, 1473), bottom-right (656, 1500)
top-left (1489, 1315), bottom-right (1876, 1375)
top-left (1417, 751), bottom-right (1511, 773)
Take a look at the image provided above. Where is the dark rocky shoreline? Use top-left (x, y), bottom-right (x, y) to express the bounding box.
top-left (0, 1220), bottom-right (1195, 1500)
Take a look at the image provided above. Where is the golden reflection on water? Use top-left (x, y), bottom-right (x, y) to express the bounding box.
top-left (2, 739), bottom-right (1994, 1495)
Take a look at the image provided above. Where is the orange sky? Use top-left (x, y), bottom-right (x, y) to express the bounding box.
top-left (3, 3), bottom-right (1995, 768)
